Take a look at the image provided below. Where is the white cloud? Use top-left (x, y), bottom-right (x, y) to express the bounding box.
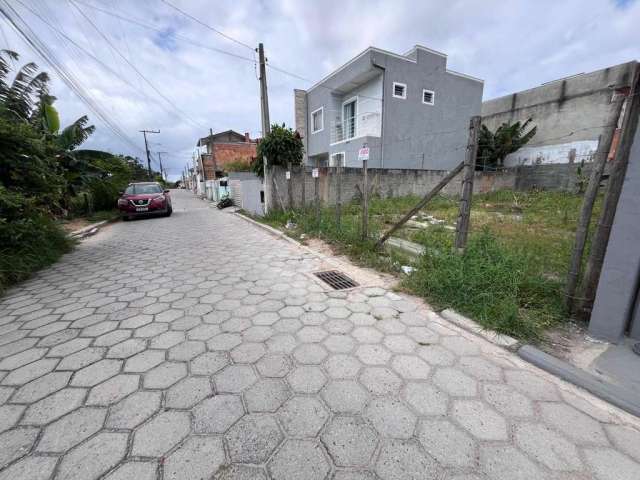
top-left (1, 0), bottom-right (638, 179)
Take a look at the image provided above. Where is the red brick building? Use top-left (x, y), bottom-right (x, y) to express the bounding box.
top-left (196, 130), bottom-right (257, 179)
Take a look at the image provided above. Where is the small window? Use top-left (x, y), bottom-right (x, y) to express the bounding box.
top-left (330, 152), bottom-right (345, 167)
top-left (311, 107), bottom-right (324, 133)
top-left (422, 89), bottom-right (435, 105)
top-left (393, 82), bottom-right (406, 99)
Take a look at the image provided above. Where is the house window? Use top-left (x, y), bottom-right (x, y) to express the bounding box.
top-left (330, 152), bottom-right (345, 167)
top-left (393, 82), bottom-right (407, 99)
top-left (422, 89), bottom-right (435, 105)
top-left (342, 98), bottom-right (357, 140)
top-left (311, 107), bottom-right (324, 133)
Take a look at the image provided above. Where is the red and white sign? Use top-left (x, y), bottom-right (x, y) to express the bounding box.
top-left (358, 147), bottom-right (370, 161)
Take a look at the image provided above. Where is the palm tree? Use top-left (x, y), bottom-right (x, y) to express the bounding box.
top-left (478, 119), bottom-right (537, 169)
top-left (0, 50), bottom-right (50, 122)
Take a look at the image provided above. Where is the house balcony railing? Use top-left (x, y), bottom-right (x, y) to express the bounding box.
top-left (329, 112), bottom-right (381, 145)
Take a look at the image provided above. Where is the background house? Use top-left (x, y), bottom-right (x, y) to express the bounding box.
top-left (294, 45), bottom-right (484, 170)
top-left (196, 130), bottom-right (257, 179)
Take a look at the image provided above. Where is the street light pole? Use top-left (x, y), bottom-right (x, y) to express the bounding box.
top-left (257, 43), bottom-right (271, 213)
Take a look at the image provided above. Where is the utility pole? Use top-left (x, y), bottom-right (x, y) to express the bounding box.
top-left (157, 151), bottom-right (168, 181)
top-left (139, 129), bottom-right (160, 179)
top-left (257, 43), bottom-right (272, 213)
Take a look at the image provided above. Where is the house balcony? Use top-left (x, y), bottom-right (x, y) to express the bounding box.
top-left (330, 112), bottom-right (381, 145)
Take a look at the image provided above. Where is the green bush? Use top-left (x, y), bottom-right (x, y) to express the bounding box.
top-left (404, 228), bottom-right (562, 340)
top-left (0, 187), bottom-right (72, 294)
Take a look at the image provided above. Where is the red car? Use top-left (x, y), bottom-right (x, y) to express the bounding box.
top-left (117, 182), bottom-right (172, 220)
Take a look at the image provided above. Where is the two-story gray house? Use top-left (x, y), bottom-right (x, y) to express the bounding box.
top-left (294, 45), bottom-right (484, 170)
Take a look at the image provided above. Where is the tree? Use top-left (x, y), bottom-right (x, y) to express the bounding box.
top-left (252, 123), bottom-right (304, 177)
top-left (478, 118), bottom-right (537, 169)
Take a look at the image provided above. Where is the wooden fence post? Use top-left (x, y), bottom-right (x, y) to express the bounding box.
top-left (362, 158), bottom-right (369, 240)
top-left (375, 161), bottom-right (465, 249)
top-left (579, 65), bottom-right (640, 320)
top-left (287, 162), bottom-right (293, 211)
top-left (564, 134), bottom-right (609, 313)
top-left (454, 115), bottom-right (481, 252)
top-left (336, 163), bottom-right (342, 230)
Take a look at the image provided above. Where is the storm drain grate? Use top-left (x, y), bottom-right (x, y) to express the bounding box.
top-left (313, 270), bottom-right (359, 290)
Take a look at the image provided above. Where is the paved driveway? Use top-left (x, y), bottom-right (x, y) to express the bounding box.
top-left (1, 189), bottom-right (639, 480)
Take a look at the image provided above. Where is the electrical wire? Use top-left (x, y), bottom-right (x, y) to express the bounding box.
top-left (0, 0), bottom-right (144, 154)
top-left (159, 0), bottom-right (254, 51)
top-left (68, 0), bottom-right (206, 131)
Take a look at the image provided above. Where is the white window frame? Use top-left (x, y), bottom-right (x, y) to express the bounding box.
top-left (311, 106), bottom-right (324, 134)
top-left (392, 82), bottom-right (407, 99)
top-left (422, 89), bottom-right (435, 105)
top-left (342, 96), bottom-right (358, 141)
top-left (330, 152), bottom-right (346, 168)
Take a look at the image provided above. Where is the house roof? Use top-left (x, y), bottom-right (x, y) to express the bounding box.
top-left (307, 45), bottom-right (482, 93)
top-left (197, 130), bottom-right (253, 147)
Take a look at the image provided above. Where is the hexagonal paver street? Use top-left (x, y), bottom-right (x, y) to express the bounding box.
top-left (0, 190), bottom-right (639, 479)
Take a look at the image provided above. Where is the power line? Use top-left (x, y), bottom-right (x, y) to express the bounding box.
top-left (68, 0), bottom-right (206, 131)
top-left (71, 0), bottom-right (256, 64)
top-left (159, 0), bottom-right (254, 51)
top-left (1, 0), bottom-right (144, 154)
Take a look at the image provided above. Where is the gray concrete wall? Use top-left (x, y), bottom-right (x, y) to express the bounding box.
top-left (589, 113), bottom-right (640, 342)
top-left (482, 62), bottom-right (637, 167)
top-left (298, 46), bottom-right (483, 171)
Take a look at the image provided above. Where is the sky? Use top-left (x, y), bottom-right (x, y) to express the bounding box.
top-left (1, 0), bottom-right (639, 180)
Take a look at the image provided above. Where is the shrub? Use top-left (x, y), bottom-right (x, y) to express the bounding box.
top-left (404, 228), bottom-right (561, 340)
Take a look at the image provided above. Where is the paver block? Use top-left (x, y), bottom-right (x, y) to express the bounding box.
top-left (441, 336), bottom-right (480, 356)
top-left (504, 370), bottom-right (560, 401)
top-left (322, 380), bottom-right (369, 414)
top-left (56, 432), bottom-right (128, 480)
top-left (71, 359), bottom-right (121, 387)
top-left (364, 397), bottom-right (416, 439)
top-left (143, 361), bottom-right (187, 389)
top-left (20, 387), bottom-right (86, 425)
top-left (480, 444), bottom-right (547, 480)
top-left (268, 439), bottom-right (330, 480)
top-left (164, 435), bottom-right (226, 480)
top-left (190, 351), bottom-right (229, 375)
top-left (207, 333), bottom-right (242, 351)
top-left (539, 402), bottom-right (609, 445)
top-left (359, 367), bottom-right (402, 396)
top-left (278, 396), bottom-right (329, 437)
top-left (514, 422), bottom-right (582, 471)
top-left (214, 365), bottom-right (257, 393)
top-left (244, 378), bottom-right (290, 412)
top-left (482, 383), bottom-right (534, 417)
top-left (324, 354), bottom-right (361, 378)
top-left (36, 407), bottom-right (106, 452)
top-left (321, 416), bottom-right (378, 467)
top-left (193, 394), bottom-right (244, 433)
top-left (417, 419), bottom-right (476, 468)
top-left (11, 371), bottom-right (71, 403)
top-left (584, 447), bottom-right (640, 480)
top-left (165, 376), bottom-right (212, 409)
top-left (459, 356), bottom-right (503, 381)
top-left (0, 427), bottom-right (39, 469)
top-left (124, 350), bottom-right (165, 372)
top-left (106, 390), bottom-right (161, 429)
top-left (391, 355), bottom-right (430, 380)
top-left (376, 439), bottom-right (442, 480)
top-left (214, 464), bottom-right (266, 479)
top-left (287, 366), bottom-right (327, 393)
top-left (56, 347), bottom-right (105, 371)
top-left (292, 344), bottom-right (328, 364)
top-left (355, 345), bottom-right (391, 365)
top-left (107, 339), bottom-right (147, 359)
top-left (0, 455), bottom-right (57, 480)
top-left (86, 374), bottom-right (139, 405)
top-left (150, 331), bottom-right (185, 349)
top-left (606, 424), bottom-right (640, 463)
top-left (256, 354), bottom-right (291, 377)
top-left (452, 400), bottom-right (508, 441)
top-left (169, 340), bottom-right (206, 361)
top-left (131, 410), bottom-right (191, 457)
top-left (0, 404), bottom-right (24, 433)
top-left (1, 358), bottom-right (58, 386)
top-left (225, 414), bottom-right (283, 463)
top-left (104, 461), bottom-right (157, 480)
top-left (231, 342), bottom-right (266, 363)
top-left (403, 383), bottom-right (448, 416)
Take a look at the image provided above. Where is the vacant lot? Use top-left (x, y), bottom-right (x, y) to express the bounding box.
top-left (260, 190), bottom-right (601, 341)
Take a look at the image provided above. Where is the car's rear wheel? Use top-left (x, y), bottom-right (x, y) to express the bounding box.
top-left (166, 205), bottom-right (173, 217)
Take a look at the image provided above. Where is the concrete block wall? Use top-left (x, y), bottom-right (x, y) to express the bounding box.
top-left (270, 163), bottom-right (598, 209)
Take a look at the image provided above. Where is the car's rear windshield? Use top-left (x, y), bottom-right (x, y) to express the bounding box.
top-left (124, 184), bottom-right (163, 194)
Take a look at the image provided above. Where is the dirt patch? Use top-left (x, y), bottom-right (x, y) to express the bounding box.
top-left (59, 218), bottom-right (93, 234)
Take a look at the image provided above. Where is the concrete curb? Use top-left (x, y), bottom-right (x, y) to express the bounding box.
top-left (440, 309), bottom-right (520, 350)
top-left (69, 220), bottom-right (109, 239)
top-left (518, 344), bottom-right (640, 418)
